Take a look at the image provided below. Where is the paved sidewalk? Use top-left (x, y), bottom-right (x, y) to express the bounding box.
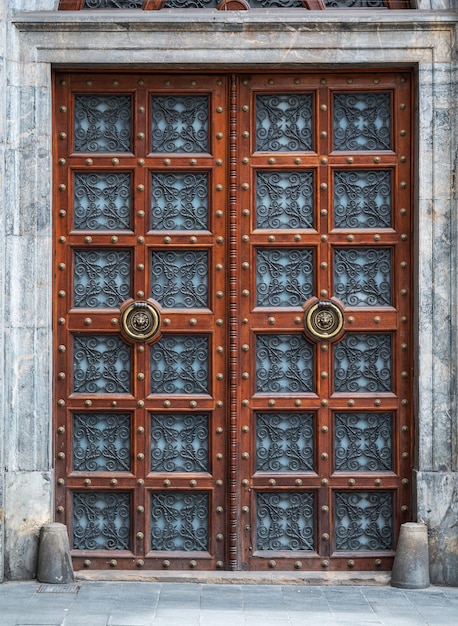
top-left (1, 580), bottom-right (458, 626)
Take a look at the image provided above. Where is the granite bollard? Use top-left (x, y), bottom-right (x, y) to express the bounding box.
top-left (391, 522), bottom-right (430, 589)
top-left (37, 523), bottom-right (74, 584)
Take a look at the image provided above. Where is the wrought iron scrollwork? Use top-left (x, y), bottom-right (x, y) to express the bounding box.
top-left (72, 492), bottom-right (131, 551)
top-left (151, 250), bottom-right (208, 309)
top-left (73, 413), bottom-right (131, 472)
top-left (74, 95), bottom-right (132, 152)
top-left (74, 250), bottom-right (131, 308)
top-left (334, 334), bottom-right (392, 393)
top-left (256, 94), bottom-right (313, 152)
top-left (151, 172), bottom-right (208, 230)
top-left (151, 335), bottom-right (209, 394)
top-left (333, 170), bottom-right (392, 229)
top-left (333, 92), bottom-right (391, 151)
top-left (256, 492), bottom-right (315, 551)
top-left (334, 491), bottom-right (393, 551)
top-left (73, 172), bottom-right (132, 231)
top-left (151, 492), bottom-right (209, 551)
top-left (256, 248), bottom-right (314, 307)
top-left (151, 95), bottom-right (209, 153)
top-left (334, 248), bottom-right (392, 307)
top-left (256, 171), bottom-right (314, 230)
top-left (334, 412), bottom-right (393, 472)
top-left (73, 335), bottom-right (131, 394)
top-left (151, 413), bottom-right (209, 472)
top-left (256, 334), bottom-right (314, 393)
top-left (256, 412), bottom-right (314, 472)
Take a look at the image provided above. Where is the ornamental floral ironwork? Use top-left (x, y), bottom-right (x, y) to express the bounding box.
top-left (151, 492), bottom-right (209, 551)
top-left (74, 95), bottom-right (132, 152)
top-left (73, 413), bottom-right (131, 472)
top-left (256, 94), bottom-right (313, 152)
top-left (73, 172), bottom-right (132, 231)
top-left (151, 413), bottom-right (209, 472)
top-left (73, 249), bottom-right (131, 308)
top-left (256, 492), bottom-right (315, 551)
top-left (72, 492), bottom-right (131, 551)
top-left (256, 334), bottom-right (314, 393)
top-left (333, 248), bottom-right (392, 307)
top-left (334, 334), bottom-right (392, 393)
top-left (334, 412), bottom-right (393, 472)
top-left (256, 248), bottom-right (314, 307)
top-left (334, 491), bottom-right (393, 551)
top-left (73, 335), bottom-right (131, 393)
top-left (255, 171), bottom-right (314, 230)
top-left (151, 95), bottom-right (209, 153)
top-left (333, 170), bottom-right (392, 229)
top-left (256, 412), bottom-right (314, 472)
top-left (151, 335), bottom-right (209, 394)
top-left (333, 92), bottom-right (391, 151)
top-left (151, 172), bottom-right (208, 230)
top-left (151, 250), bottom-right (209, 309)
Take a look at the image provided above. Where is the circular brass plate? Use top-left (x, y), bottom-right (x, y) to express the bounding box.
top-left (305, 301), bottom-right (344, 340)
top-left (121, 302), bottom-right (160, 342)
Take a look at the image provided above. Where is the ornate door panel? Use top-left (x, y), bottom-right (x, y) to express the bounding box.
top-left (54, 70), bottom-right (413, 572)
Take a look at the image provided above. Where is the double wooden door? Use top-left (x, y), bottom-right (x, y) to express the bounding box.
top-left (54, 70), bottom-right (413, 571)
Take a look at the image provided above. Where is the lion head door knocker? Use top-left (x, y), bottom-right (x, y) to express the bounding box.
top-left (304, 300), bottom-right (344, 341)
top-left (120, 301), bottom-right (161, 343)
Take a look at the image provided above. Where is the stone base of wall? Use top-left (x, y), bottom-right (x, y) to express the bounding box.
top-left (4, 471), bottom-right (51, 580)
top-left (415, 471), bottom-right (458, 586)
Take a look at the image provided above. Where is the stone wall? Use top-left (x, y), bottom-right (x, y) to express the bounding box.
top-left (0, 0), bottom-right (458, 583)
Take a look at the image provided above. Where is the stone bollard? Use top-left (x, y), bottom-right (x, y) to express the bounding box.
top-left (37, 523), bottom-right (74, 584)
top-left (391, 522), bottom-right (430, 589)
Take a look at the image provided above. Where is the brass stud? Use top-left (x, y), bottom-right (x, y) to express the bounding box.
top-left (402, 478), bottom-right (409, 486)
top-left (110, 478), bottom-right (118, 486)
top-left (268, 560), bottom-right (276, 568)
top-left (163, 479), bottom-right (171, 487)
top-left (400, 181), bottom-right (407, 189)
top-left (268, 316), bottom-right (275, 325)
top-left (59, 105), bottom-right (67, 113)
top-left (57, 452), bottom-right (65, 460)
top-left (400, 156), bottom-right (407, 163)
top-left (216, 132), bottom-right (223, 139)
top-left (374, 316), bottom-right (381, 324)
top-left (190, 318), bottom-right (197, 326)
top-left (401, 371), bottom-right (409, 379)
top-left (137, 158), bottom-right (145, 166)
top-left (320, 289), bottom-right (327, 296)
top-left (348, 399), bottom-right (355, 407)
top-left (242, 289), bottom-right (249, 297)
top-left (348, 316), bottom-right (355, 324)
top-left (242, 131), bottom-right (249, 138)
top-left (321, 425), bottom-right (328, 433)
top-left (137, 426), bottom-right (145, 435)
top-left (242, 344), bottom-right (249, 352)
top-left (401, 505), bottom-right (408, 512)
top-left (242, 425), bottom-right (249, 433)
top-left (216, 346), bottom-right (224, 354)
top-left (109, 559), bottom-right (118, 568)
top-left (190, 400), bottom-right (197, 408)
top-left (216, 479), bottom-right (223, 487)
top-left (374, 399), bottom-right (382, 407)
top-left (216, 427), bottom-right (223, 434)
top-left (111, 400), bottom-right (117, 407)
top-left (322, 478), bottom-right (328, 486)
top-left (322, 533), bottom-right (330, 541)
top-left (58, 209), bottom-right (66, 217)
top-left (320, 104), bottom-right (327, 111)
top-left (58, 184), bottom-right (66, 192)
top-left (321, 344), bottom-right (329, 352)
top-left (401, 316), bottom-right (408, 323)
top-left (294, 317), bottom-right (302, 325)
top-left (402, 424), bottom-right (409, 432)
top-left (400, 130), bottom-right (406, 137)
top-left (242, 479), bottom-right (249, 486)
top-left (242, 452), bottom-right (249, 460)
top-left (295, 479), bottom-right (303, 486)
top-left (402, 452), bottom-right (409, 460)
top-left (216, 453), bottom-right (223, 461)
top-left (347, 157), bottom-right (354, 164)
top-left (320, 261), bottom-right (328, 269)
top-left (374, 234), bottom-right (381, 242)
top-left (137, 236), bottom-right (145, 244)
top-left (216, 291), bottom-right (224, 298)
top-left (137, 373), bottom-right (145, 381)
top-left (83, 560), bottom-right (91, 568)
top-left (57, 426), bottom-right (65, 435)
top-left (57, 478), bottom-right (65, 485)
top-left (321, 560), bottom-right (329, 568)
top-left (320, 78), bottom-right (327, 84)
top-left (242, 235), bottom-right (249, 242)
top-left (269, 479), bottom-right (276, 487)
top-left (268, 157), bottom-right (276, 165)
top-left (321, 505), bottom-right (329, 513)
top-left (57, 506), bottom-right (64, 514)
top-left (216, 263), bottom-right (223, 271)
top-left (321, 234), bottom-right (328, 242)
top-left (294, 158), bottom-right (302, 165)
top-left (164, 236), bottom-right (171, 244)
top-left (321, 371), bottom-right (328, 379)
top-left (268, 235), bottom-right (275, 242)
top-left (58, 318), bottom-right (65, 325)
top-left (84, 479), bottom-right (91, 486)
top-left (268, 399), bottom-right (275, 407)
top-left (111, 235), bottom-right (118, 243)
top-left (242, 372), bottom-right (249, 380)
top-left (242, 209), bottom-right (250, 216)
top-left (321, 452), bottom-right (328, 460)
top-left (59, 132), bottom-right (67, 140)
top-left (401, 343), bottom-right (408, 351)
top-left (321, 157), bottom-right (328, 164)
top-left (216, 401), bottom-right (223, 408)
top-left (84, 399), bottom-right (92, 407)
top-left (216, 210), bottom-right (223, 218)
top-left (375, 559), bottom-right (382, 567)
top-left (295, 399), bottom-right (302, 407)
top-left (348, 478), bottom-right (356, 486)
top-left (137, 263), bottom-right (145, 271)
top-left (137, 400), bottom-right (144, 408)
top-left (320, 182), bottom-right (328, 190)
top-left (190, 158), bottom-right (197, 166)
top-left (375, 479), bottom-right (382, 486)
top-left (216, 184), bottom-right (223, 192)
top-left (374, 156), bottom-right (381, 164)
top-left (190, 479), bottom-right (197, 487)
top-left (346, 77), bottom-right (353, 84)
top-left (59, 236), bottom-right (66, 243)
top-left (321, 209), bottom-right (328, 216)
top-left (137, 184), bottom-right (145, 192)
top-left (216, 159), bottom-right (223, 166)
top-left (84, 236), bottom-right (92, 244)
top-left (294, 234), bottom-right (301, 242)
top-left (84, 317), bottom-right (92, 326)
top-left (320, 131), bottom-right (328, 139)
top-left (57, 399), bottom-right (65, 407)
top-left (137, 479), bottom-right (144, 486)
top-left (216, 319), bottom-right (223, 326)
top-left (348, 560), bottom-right (355, 568)
top-left (58, 345), bottom-right (66, 353)
top-left (216, 373), bottom-right (223, 380)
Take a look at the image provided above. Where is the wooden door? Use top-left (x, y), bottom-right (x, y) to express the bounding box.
top-left (54, 70), bottom-right (413, 572)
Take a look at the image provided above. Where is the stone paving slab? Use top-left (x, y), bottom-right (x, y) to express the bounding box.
top-left (0, 580), bottom-right (457, 625)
